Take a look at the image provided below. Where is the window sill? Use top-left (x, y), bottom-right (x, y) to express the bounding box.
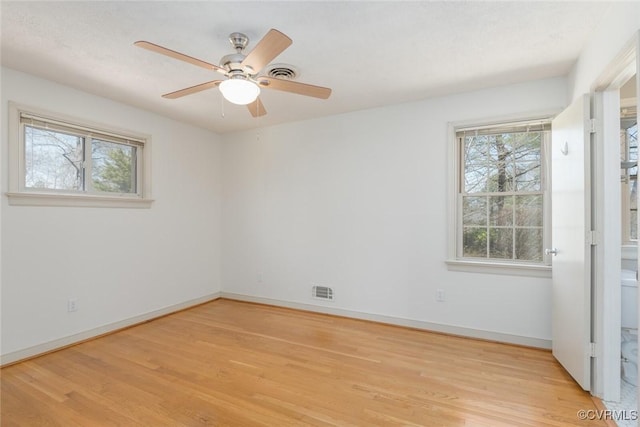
top-left (6, 192), bottom-right (154, 209)
top-left (446, 259), bottom-right (551, 278)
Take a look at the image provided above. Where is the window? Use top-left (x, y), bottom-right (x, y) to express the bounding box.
top-left (447, 117), bottom-right (552, 276)
top-left (621, 106), bottom-right (638, 243)
top-left (8, 103), bottom-right (152, 208)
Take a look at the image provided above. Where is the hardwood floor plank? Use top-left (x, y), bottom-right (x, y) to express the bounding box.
top-left (1, 299), bottom-right (606, 426)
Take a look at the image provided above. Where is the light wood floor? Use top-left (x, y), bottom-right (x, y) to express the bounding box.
top-left (1, 299), bottom-right (605, 426)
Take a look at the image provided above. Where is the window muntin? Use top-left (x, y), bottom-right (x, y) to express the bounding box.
top-left (457, 122), bottom-right (550, 264)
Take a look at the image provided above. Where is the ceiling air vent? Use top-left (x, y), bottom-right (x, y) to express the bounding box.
top-left (312, 286), bottom-right (334, 301)
top-left (266, 64), bottom-right (298, 80)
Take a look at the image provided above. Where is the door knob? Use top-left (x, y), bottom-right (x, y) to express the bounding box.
top-left (545, 248), bottom-right (558, 256)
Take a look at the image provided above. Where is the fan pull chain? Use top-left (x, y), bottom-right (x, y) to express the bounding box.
top-left (220, 95), bottom-right (225, 118)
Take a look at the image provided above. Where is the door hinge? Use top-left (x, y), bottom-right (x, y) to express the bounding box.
top-left (589, 342), bottom-right (597, 358)
top-left (587, 230), bottom-right (598, 245)
top-left (589, 118), bottom-right (597, 134)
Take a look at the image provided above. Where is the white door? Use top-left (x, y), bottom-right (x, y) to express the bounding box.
top-left (550, 94), bottom-right (592, 391)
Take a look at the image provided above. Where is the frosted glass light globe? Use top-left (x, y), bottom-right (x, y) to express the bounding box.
top-left (219, 78), bottom-right (260, 105)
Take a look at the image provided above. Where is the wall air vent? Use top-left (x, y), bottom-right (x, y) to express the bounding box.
top-left (312, 286), bottom-right (334, 301)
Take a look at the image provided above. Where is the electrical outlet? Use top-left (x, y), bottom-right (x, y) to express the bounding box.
top-left (67, 298), bottom-right (78, 312)
top-left (436, 289), bottom-right (445, 302)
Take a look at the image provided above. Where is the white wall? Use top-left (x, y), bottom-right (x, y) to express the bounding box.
top-left (221, 77), bottom-right (567, 345)
top-left (1, 68), bottom-right (222, 360)
top-left (568, 2), bottom-right (640, 101)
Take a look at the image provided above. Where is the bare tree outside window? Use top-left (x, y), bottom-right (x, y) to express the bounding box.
top-left (460, 127), bottom-right (547, 263)
top-left (25, 126), bottom-right (84, 191)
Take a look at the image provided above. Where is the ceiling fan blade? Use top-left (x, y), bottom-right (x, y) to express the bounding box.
top-left (247, 98), bottom-right (267, 117)
top-left (241, 29), bottom-right (292, 74)
top-left (162, 80), bottom-right (222, 99)
top-left (257, 77), bottom-right (332, 99)
top-left (134, 41), bottom-right (225, 73)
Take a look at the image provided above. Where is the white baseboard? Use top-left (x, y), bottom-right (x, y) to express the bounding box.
top-left (221, 292), bottom-right (552, 349)
top-left (0, 292), bottom-right (222, 366)
top-left (1, 291), bottom-right (551, 367)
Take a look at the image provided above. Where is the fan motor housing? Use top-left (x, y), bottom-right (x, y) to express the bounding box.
top-left (228, 32), bottom-right (249, 51)
top-left (220, 53), bottom-right (247, 72)
top-left (221, 32), bottom-right (253, 74)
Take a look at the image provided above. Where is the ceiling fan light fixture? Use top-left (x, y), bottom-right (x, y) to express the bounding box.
top-left (219, 77), bottom-right (260, 105)
top-left (136, 28), bottom-right (331, 117)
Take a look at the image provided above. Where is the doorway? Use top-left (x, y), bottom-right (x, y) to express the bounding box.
top-left (600, 74), bottom-right (638, 426)
top-left (591, 32), bottom-right (639, 418)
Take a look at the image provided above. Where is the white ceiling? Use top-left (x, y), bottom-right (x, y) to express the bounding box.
top-left (1, 1), bottom-right (615, 134)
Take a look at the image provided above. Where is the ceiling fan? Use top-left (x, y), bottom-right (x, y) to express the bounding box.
top-left (134, 29), bottom-right (332, 117)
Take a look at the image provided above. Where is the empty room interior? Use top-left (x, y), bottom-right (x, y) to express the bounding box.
top-left (1, 1), bottom-right (640, 426)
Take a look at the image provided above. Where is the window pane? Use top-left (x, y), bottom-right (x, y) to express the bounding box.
top-left (486, 160), bottom-right (514, 192)
top-left (515, 228), bottom-right (543, 262)
top-left (25, 126), bottom-right (84, 191)
top-left (513, 132), bottom-right (542, 191)
top-left (629, 124), bottom-right (638, 240)
top-left (631, 178), bottom-right (637, 240)
top-left (487, 134), bottom-right (515, 192)
top-left (463, 196), bottom-right (487, 226)
top-left (515, 195), bottom-right (543, 226)
top-left (463, 227), bottom-right (487, 257)
top-left (489, 228), bottom-right (513, 259)
top-left (464, 136), bottom-right (488, 193)
top-left (514, 161), bottom-right (541, 191)
top-left (513, 132), bottom-right (541, 162)
top-left (92, 139), bottom-right (137, 194)
top-left (627, 123), bottom-right (638, 176)
top-left (489, 195), bottom-right (513, 226)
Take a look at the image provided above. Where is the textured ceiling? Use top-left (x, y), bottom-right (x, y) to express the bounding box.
top-left (1, 1), bottom-right (615, 134)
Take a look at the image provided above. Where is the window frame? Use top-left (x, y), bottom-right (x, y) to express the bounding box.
top-left (7, 102), bottom-right (153, 208)
top-left (446, 112), bottom-right (557, 277)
